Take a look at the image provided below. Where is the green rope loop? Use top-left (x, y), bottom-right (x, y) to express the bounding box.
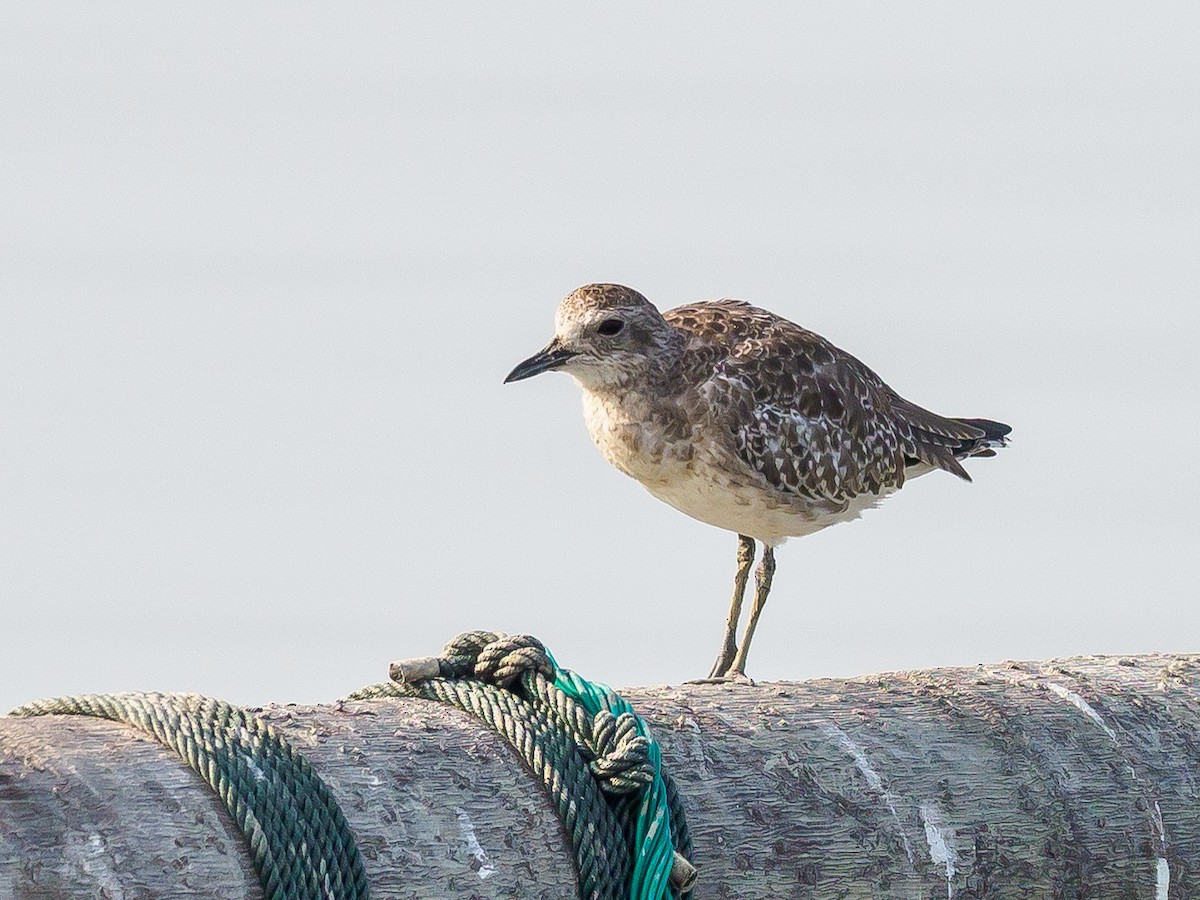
top-left (9, 692), bottom-right (369, 900)
top-left (549, 654), bottom-right (681, 900)
top-left (351, 631), bottom-right (695, 900)
top-left (7, 632), bottom-right (695, 900)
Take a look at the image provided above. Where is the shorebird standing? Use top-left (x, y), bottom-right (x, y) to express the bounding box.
top-left (505, 284), bottom-right (1009, 680)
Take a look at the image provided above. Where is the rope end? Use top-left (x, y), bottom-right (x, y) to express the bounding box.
top-left (388, 656), bottom-right (442, 684)
top-left (670, 851), bottom-right (698, 893)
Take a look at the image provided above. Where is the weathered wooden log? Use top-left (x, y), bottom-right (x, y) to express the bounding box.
top-left (2, 653), bottom-right (1198, 898)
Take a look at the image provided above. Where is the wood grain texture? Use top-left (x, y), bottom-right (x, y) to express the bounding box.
top-left (2, 654), bottom-right (1197, 898)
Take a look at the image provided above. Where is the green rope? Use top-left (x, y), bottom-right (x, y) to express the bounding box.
top-left (549, 652), bottom-right (678, 900)
top-left (8, 632), bottom-right (695, 900)
top-left (9, 691), bottom-right (369, 900)
top-left (349, 631), bottom-right (695, 900)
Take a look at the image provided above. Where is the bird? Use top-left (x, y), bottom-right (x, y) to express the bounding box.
top-left (505, 284), bottom-right (1010, 681)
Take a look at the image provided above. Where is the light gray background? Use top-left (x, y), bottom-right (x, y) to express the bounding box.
top-left (2, 3), bottom-right (1197, 714)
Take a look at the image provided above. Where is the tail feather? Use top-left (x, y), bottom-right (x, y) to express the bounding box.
top-left (950, 417), bottom-right (1011, 458)
top-left (900, 415), bottom-right (1010, 482)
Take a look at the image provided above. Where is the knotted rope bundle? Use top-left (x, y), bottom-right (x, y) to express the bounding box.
top-left (349, 631), bottom-right (696, 900)
top-left (8, 633), bottom-right (694, 900)
top-left (9, 691), bottom-right (368, 900)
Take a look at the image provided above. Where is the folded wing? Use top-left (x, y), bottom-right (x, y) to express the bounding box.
top-left (667, 300), bottom-right (1007, 504)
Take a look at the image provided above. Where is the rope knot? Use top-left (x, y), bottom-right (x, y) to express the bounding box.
top-left (367, 632), bottom-right (697, 896)
top-left (587, 709), bottom-right (654, 795)
top-left (437, 630), bottom-right (502, 678)
top-left (472, 634), bottom-right (555, 689)
top-left (435, 631), bottom-right (554, 689)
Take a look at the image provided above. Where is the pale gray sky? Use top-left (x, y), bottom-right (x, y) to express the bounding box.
top-left (2, 3), bottom-right (1198, 713)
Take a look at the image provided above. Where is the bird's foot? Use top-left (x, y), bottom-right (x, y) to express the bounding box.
top-left (685, 672), bottom-right (756, 686)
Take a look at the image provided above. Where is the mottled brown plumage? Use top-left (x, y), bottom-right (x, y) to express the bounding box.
top-left (666, 298), bottom-right (1000, 500)
top-left (506, 284), bottom-right (1010, 678)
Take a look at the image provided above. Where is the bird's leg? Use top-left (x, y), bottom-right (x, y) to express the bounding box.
top-left (707, 535), bottom-right (756, 678)
top-left (726, 545), bottom-right (776, 678)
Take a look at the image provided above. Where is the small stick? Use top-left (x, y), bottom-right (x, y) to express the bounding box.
top-left (669, 851), bottom-right (698, 892)
top-left (388, 656), bottom-right (442, 684)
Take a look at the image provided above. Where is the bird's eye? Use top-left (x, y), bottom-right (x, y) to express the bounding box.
top-left (597, 318), bottom-right (624, 336)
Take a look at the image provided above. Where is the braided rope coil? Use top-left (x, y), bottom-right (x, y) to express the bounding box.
top-left (354, 631), bottom-right (696, 900)
top-left (10, 691), bottom-right (369, 900)
top-left (9, 632), bottom-right (695, 900)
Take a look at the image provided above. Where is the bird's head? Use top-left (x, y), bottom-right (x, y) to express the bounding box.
top-left (505, 284), bottom-right (681, 391)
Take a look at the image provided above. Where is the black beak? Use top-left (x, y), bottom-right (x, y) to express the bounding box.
top-left (504, 341), bottom-right (578, 383)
